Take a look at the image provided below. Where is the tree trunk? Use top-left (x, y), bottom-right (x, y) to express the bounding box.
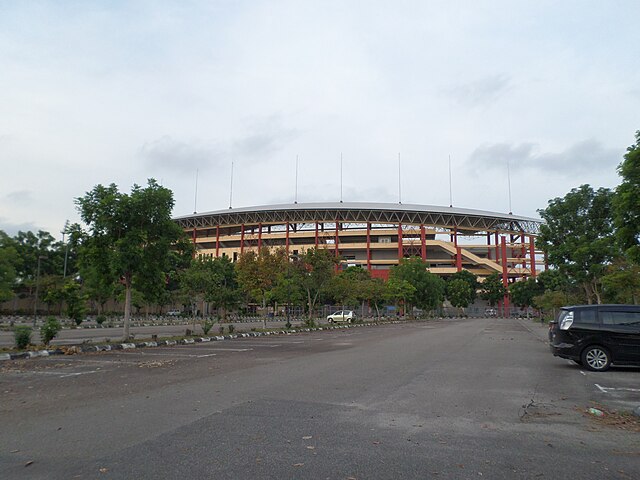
top-left (262, 297), bottom-right (267, 330)
top-left (123, 278), bottom-right (132, 341)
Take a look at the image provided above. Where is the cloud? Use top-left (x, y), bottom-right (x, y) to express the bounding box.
top-left (444, 74), bottom-right (512, 108)
top-left (467, 139), bottom-right (620, 176)
top-left (138, 136), bottom-right (224, 174)
top-left (233, 116), bottom-right (299, 160)
top-left (4, 190), bottom-right (33, 204)
top-left (0, 217), bottom-right (40, 236)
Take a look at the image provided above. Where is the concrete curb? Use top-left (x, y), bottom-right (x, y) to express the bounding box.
top-left (0, 320), bottom-right (405, 361)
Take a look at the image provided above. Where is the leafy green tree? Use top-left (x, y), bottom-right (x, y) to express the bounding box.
top-left (481, 272), bottom-right (507, 307)
top-left (537, 185), bottom-right (617, 304)
top-left (236, 247), bottom-right (288, 328)
top-left (535, 269), bottom-right (570, 293)
top-left (63, 281), bottom-right (87, 325)
top-left (601, 257), bottom-right (640, 304)
top-left (272, 258), bottom-right (306, 317)
top-left (446, 278), bottom-right (474, 312)
top-left (613, 131), bottom-right (640, 263)
top-left (0, 231), bottom-right (19, 301)
top-left (389, 257), bottom-right (445, 312)
top-left (384, 277), bottom-right (416, 314)
top-left (363, 277), bottom-right (387, 319)
top-left (532, 290), bottom-right (570, 321)
top-left (41, 317), bottom-right (62, 345)
top-left (181, 256), bottom-right (239, 321)
top-left (447, 270), bottom-right (479, 303)
top-left (329, 266), bottom-right (371, 309)
top-left (76, 179), bottom-right (191, 340)
top-left (297, 248), bottom-right (338, 323)
top-left (509, 278), bottom-right (543, 316)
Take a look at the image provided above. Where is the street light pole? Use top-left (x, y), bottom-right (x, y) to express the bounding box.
top-left (62, 220), bottom-right (69, 279)
top-left (33, 255), bottom-right (45, 326)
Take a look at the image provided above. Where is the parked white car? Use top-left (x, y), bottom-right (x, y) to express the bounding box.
top-left (327, 310), bottom-right (355, 323)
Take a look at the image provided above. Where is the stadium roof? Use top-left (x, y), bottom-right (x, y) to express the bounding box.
top-left (174, 202), bottom-right (542, 234)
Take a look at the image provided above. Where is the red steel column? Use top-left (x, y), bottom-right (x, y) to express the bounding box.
top-left (335, 221), bottom-right (339, 257)
top-left (397, 223), bottom-right (403, 259)
top-left (286, 221), bottom-right (290, 253)
top-left (456, 246), bottom-right (462, 272)
top-left (501, 236), bottom-right (510, 315)
top-left (315, 222), bottom-right (319, 247)
top-left (192, 228), bottom-right (197, 258)
top-left (487, 232), bottom-right (492, 260)
top-left (240, 224), bottom-right (245, 254)
top-left (529, 235), bottom-right (536, 278)
top-left (215, 226), bottom-right (220, 257)
top-left (366, 222), bottom-right (371, 271)
top-left (258, 222), bottom-right (262, 250)
top-left (453, 227), bottom-right (458, 247)
top-left (420, 225), bottom-right (426, 261)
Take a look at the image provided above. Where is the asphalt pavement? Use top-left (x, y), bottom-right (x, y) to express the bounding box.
top-left (1, 317), bottom-right (638, 479)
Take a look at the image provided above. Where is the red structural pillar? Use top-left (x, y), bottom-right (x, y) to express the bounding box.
top-left (520, 231), bottom-right (527, 272)
top-left (366, 222), bottom-right (372, 271)
top-left (529, 235), bottom-right (536, 278)
top-left (494, 231), bottom-right (499, 264)
top-left (397, 223), bottom-right (403, 259)
top-left (420, 224), bottom-right (426, 261)
top-left (500, 236), bottom-right (510, 316)
top-left (240, 224), bottom-right (245, 254)
top-left (315, 222), bottom-right (319, 247)
top-left (258, 222), bottom-right (262, 250)
top-left (334, 221), bottom-right (339, 257)
top-left (453, 227), bottom-right (458, 247)
top-left (286, 221), bottom-right (290, 253)
top-left (215, 226), bottom-right (220, 257)
top-left (487, 232), bottom-right (492, 260)
top-left (456, 246), bottom-right (462, 272)
top-left (192, 228), bottom-right (197, 258)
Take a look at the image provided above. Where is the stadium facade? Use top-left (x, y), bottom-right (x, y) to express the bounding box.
top-left (174, 202), bottom-right (543, 290)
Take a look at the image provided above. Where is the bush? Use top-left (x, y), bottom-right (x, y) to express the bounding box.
top-left (95, 314), bottom-right (107, 326)
top-left (41, 317), bottom-right (62, 345)
top-left (14, 325), bottom-right (32, 349)
top-left (202, 318), bottom-right (215, 335)
top-left (228, 324), bottom-right (235, 334)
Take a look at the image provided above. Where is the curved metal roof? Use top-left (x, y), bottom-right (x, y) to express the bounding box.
top-left (174, 202), bottom-right (542, 234)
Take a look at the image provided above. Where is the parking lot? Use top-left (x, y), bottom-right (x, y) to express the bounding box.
top-left (2, 318), bottom-right (639, 479)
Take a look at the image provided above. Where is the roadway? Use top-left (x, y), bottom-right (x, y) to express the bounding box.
top-left (1, 318), bottom-right (638, 479)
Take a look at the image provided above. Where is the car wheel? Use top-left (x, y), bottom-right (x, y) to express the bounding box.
top-left (328, 318), bottom-right (333, 323)
top-left (581, 346), bottom-right (611, 372)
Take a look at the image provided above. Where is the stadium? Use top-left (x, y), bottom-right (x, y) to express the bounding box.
top-left (174, 202), bottom-right (543, 290)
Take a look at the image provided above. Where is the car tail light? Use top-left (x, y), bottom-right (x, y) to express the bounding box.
top-left (559, 312), bottom-right (574, 330)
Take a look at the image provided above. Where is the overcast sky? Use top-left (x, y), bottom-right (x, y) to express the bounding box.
top-left (1, 1), bottom-right (639, 238)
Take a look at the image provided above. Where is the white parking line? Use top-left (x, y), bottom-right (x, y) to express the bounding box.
top-left (595, 383), bottom-right (640, 393)
top-left (59, 370), bottom-right (102, 378)
top-left (129, 352), bottom-right (218, 358)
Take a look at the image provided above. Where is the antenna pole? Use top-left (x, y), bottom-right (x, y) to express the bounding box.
top-left (507, 157), bottom-right (513, 214)
top-left (295, 155), bottom-right (299, 204)
top-left (340, 153), bottom-right (343, 203)
top-left (193, 169), bottom-right (199, 214)
top-left (229, 161), bottom-right (234, 209)
top-left (449, 155), bottom-right (453, 207)
top-left (398, 152), bottom-right (402, 204)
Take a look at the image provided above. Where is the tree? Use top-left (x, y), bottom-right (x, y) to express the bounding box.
top-left (509, 278), bottom-right (543, 316)
top-left (0, 231), bottom-right (19, 302)
top-left (63, 281), bottom-right (87, 325)
top-left (384, 277), bottom-right (416, 314)
top-left (329, 266), bottom-right (371, 309)
top-left (447, 270), bottom-right (479, 304)
top-left (181, 256), bottom-right (239, 321)
top-left (613, 131), bottom-right (640, 263)
top-left (537, 185), bottom-right (617, 304)
top-left (76, 179), bottom-right (191, 340)
top-left (363, 277), bottom-right (387, 319)
top-left (446, 278), bottom-right (474, 312)
top-left (601, 257), bottom-right (640, 304)
top-left (481, 273), bottom-right (507, 307)
top-left (389, 257), bottom-right (445, 313)
top-left (297, 248), bottom-right (338, 323)
top-left (236, 247), bottom-right (288, 328)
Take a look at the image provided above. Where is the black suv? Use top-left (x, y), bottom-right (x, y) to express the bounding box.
top-left (548, 304), bottom-right (640, 371)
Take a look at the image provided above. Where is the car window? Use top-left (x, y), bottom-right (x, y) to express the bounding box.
top-left (577, 309), bottom-right (598, 324)
top-left (600, 311), bottom-right (640, 326)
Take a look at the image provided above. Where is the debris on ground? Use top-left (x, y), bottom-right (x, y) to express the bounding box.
top-left (583, 404), bottom-right (640, 432)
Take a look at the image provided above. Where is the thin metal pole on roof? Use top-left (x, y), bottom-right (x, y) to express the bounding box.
top-left (398, 152), bottom-right (402, 204)
top-left (295, 155), bottom-right (299, 204)
top-left (340, 153), bottom-right (343, 203)
top-left (507, 157), bottom-right (512, 214)
top-left (449, 155), bottom-right (453, 208)
top-left (229, 161), bottom-right (234, 209)
top-left (193, 169), bottom-right (199, 214)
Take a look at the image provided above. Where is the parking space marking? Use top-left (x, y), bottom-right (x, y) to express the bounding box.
top-left (121, 352), bottom-right (218, 358)
top-left (595, 383), bottom-right (640, 394)
top-left (59, 370), bottom-right (102, 378)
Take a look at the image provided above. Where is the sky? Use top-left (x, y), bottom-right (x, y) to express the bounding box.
top-left (1, 0), bottom-right (639, 238)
